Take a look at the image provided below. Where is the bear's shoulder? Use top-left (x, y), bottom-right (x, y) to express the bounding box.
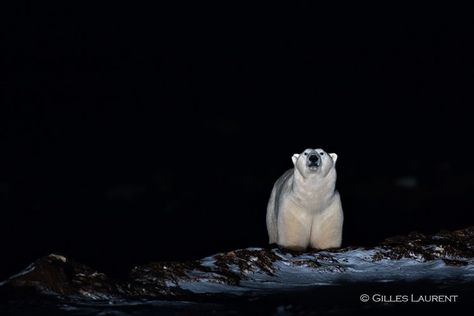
top-left (274, 169), bottom-right (293, 186)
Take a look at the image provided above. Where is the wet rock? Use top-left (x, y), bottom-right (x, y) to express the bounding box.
top-left (372, 226), bottom-right (474, 263)
top-left (1, 227), bottom-right (474, 303)
top-left (0, 254), bottom-right (122, 300)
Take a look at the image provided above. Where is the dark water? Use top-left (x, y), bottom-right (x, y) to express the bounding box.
top-left (2, 281), bottom-right (473, 315)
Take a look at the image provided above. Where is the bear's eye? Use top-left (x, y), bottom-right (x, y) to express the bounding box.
top-left (304, 153), bottom-right (308, 156)
top-left (319, 152), bottom-right (324, 155)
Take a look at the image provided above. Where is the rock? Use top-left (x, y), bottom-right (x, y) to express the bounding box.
top-left (0, 254), bottom-right (122, 300)
top-left (1, 227), bottom-right (474, 303)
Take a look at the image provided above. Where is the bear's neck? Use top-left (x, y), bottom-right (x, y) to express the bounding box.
top-left (291, 168), bottom-right (337, 207)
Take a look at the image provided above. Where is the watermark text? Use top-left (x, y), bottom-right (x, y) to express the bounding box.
top-left (360, 293), bottom-right (458, 303)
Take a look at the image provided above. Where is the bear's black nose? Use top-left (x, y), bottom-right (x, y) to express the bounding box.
top-left (309, 154), bottom-right (319, 163)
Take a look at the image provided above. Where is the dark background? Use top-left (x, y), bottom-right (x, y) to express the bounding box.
top-left (1, 3), bottom-right (473, 280)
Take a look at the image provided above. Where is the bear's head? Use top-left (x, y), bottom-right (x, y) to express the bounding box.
top-left (292, 148), bottom-right (337, 177)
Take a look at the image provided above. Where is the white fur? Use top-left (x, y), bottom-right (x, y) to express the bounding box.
top-left (266, 148), bottom-right (343, 250)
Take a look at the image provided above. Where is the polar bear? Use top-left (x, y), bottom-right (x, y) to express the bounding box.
top-left (266, 148), bottom-right (343, 250)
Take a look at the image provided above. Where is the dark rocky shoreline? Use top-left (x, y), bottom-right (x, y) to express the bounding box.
top-left (1, 227), bottom-right (474, 314)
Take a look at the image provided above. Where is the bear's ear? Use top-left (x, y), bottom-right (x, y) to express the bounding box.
top-left (291, 154), bottom-right (300, 165)
top-left (329, 153), bottom-right (338, 163)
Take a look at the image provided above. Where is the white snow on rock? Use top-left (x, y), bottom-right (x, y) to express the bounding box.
top-left (173, 247), bottom-right (474, 294)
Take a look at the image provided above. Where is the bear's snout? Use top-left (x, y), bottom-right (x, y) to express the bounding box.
top-left (307, 153), bottom-right (320, 167)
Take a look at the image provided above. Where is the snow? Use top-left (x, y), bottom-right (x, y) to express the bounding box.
top-left (173, 247), bottom-right (474, 295)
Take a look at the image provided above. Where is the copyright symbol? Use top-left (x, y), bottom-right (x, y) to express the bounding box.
top-left (360, 294), bottom-right (370, 302)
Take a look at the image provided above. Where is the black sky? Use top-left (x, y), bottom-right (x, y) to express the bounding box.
top-left (1, 3), bottom-right (473, 279)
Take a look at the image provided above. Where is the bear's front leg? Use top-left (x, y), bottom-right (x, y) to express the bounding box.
top-left (277, 207), bottom-right (311, 251)
top-left (309, 194), bottom-right (343, 249)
